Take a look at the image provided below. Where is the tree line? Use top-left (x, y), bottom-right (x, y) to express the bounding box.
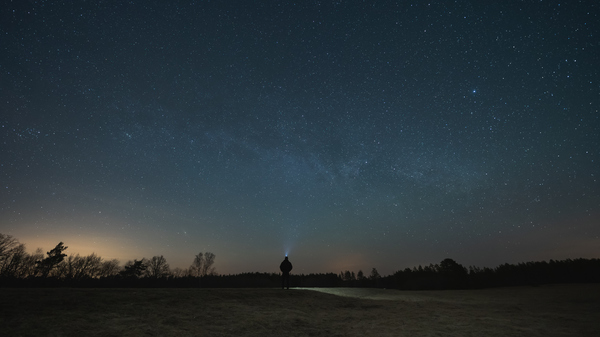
top-left (359, 257), bottom-right (600, 290)
top-left (1, 233), bottom-right (599, 288)
top-left (0, 233), bottom-right (215, 286)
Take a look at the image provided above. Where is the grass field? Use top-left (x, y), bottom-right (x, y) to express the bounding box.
top-left (1, 284), bottom-right (599, 336)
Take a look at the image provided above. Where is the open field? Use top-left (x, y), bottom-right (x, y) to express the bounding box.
top-left (1, 284), bottom-right (599, 336)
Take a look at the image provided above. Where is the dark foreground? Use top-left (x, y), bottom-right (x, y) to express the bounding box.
top-left (1, 284), bottom-right (599, 336)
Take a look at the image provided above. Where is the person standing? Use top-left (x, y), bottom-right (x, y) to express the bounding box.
top-left (280, 256), bottom-right (293, 289)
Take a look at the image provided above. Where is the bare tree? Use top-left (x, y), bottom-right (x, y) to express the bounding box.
top-left (0, 233), bottom-right (19, 260)
top-left (145, 255), bottom-right (170, 278)
top-left (99, 259), bottom-right (120, 278)
top-left (0, 240), bottom-right (27, 278)
top-left (60, 253), bottom-right (103, 279)
top-left (17, 248), bottom-right (44, 278)
top-left (0, 238), bottom-right (46, 279)
top-left (191, 252), bottom-right (203, 277)
top-left (82, 253), bottom-right (102, 278)
top-left (190, 252), bottom-right (216, 277)
top-left (202, 252), bottom-right (216, 276)
top-left (56, 255), bottom-right (74, 278)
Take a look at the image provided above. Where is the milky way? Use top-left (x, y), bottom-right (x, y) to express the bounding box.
top-left (1, 1), bottom-right (598, 275)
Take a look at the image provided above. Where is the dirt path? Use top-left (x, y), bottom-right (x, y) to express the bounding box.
top-left (298, 287), bottom-right (427, 300)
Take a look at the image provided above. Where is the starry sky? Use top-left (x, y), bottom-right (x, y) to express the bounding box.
top-left (1, 1), bottom-right (599, 276)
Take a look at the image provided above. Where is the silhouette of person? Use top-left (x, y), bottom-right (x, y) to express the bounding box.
top-left (280, 256), bottom-right (293, 289)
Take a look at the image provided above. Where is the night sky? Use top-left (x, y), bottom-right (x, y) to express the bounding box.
top-left (1, 1), bottom-right (599, 276)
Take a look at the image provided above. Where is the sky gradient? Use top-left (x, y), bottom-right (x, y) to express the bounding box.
top-left (1, 1), bottom-right (599, 276)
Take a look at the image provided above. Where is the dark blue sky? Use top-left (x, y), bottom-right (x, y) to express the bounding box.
top-left (1, 1), bottom-right (598, 275)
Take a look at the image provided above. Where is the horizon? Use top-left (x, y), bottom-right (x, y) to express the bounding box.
top-left (2, 1), bottom-right (599, 276)
top-left (11, 233), bottom-right (600, 277)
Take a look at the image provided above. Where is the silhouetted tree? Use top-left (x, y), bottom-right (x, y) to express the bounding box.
top-left (191, 252), bottom-right (202, 277)
top-left (438, 258), bottom-right (468, 289)
top-left (17, 248), bottom-right (44, 278)
top-left (0, 234), bottom-right (28, 278)
top-left (356, 269), bottom-right (369, 287)
top-left (58, 254), bottom-right (76, 279)
top-left (0, 234), bottom-right (19, 260)
top-left (339, 270), bottom-right (358, 286)
top-left (202, 252), bottom-right (216, 276)
top-left (369, 268), bottom-right (381, 287)
top-left (59, 253), bottom-right (103, 280)
top-left (190, 252), bottom-right (216, 277)
top-left (369, 268), bottom-right (381, 280)
top-left (145, 255), bottom-right (170, 278)
top-left (120, 259), bottom-right (147, 278)
top-left (99, 259), bottom-right (121, 278)
top-left (36, 242), bottom-right (68, 278)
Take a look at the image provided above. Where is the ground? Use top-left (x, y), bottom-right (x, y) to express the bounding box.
top-left (1, 284), bottom-right (598, 336)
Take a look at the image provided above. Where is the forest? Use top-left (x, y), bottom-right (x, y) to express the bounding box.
top-left (1, 233), bottom-right (599, 289)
